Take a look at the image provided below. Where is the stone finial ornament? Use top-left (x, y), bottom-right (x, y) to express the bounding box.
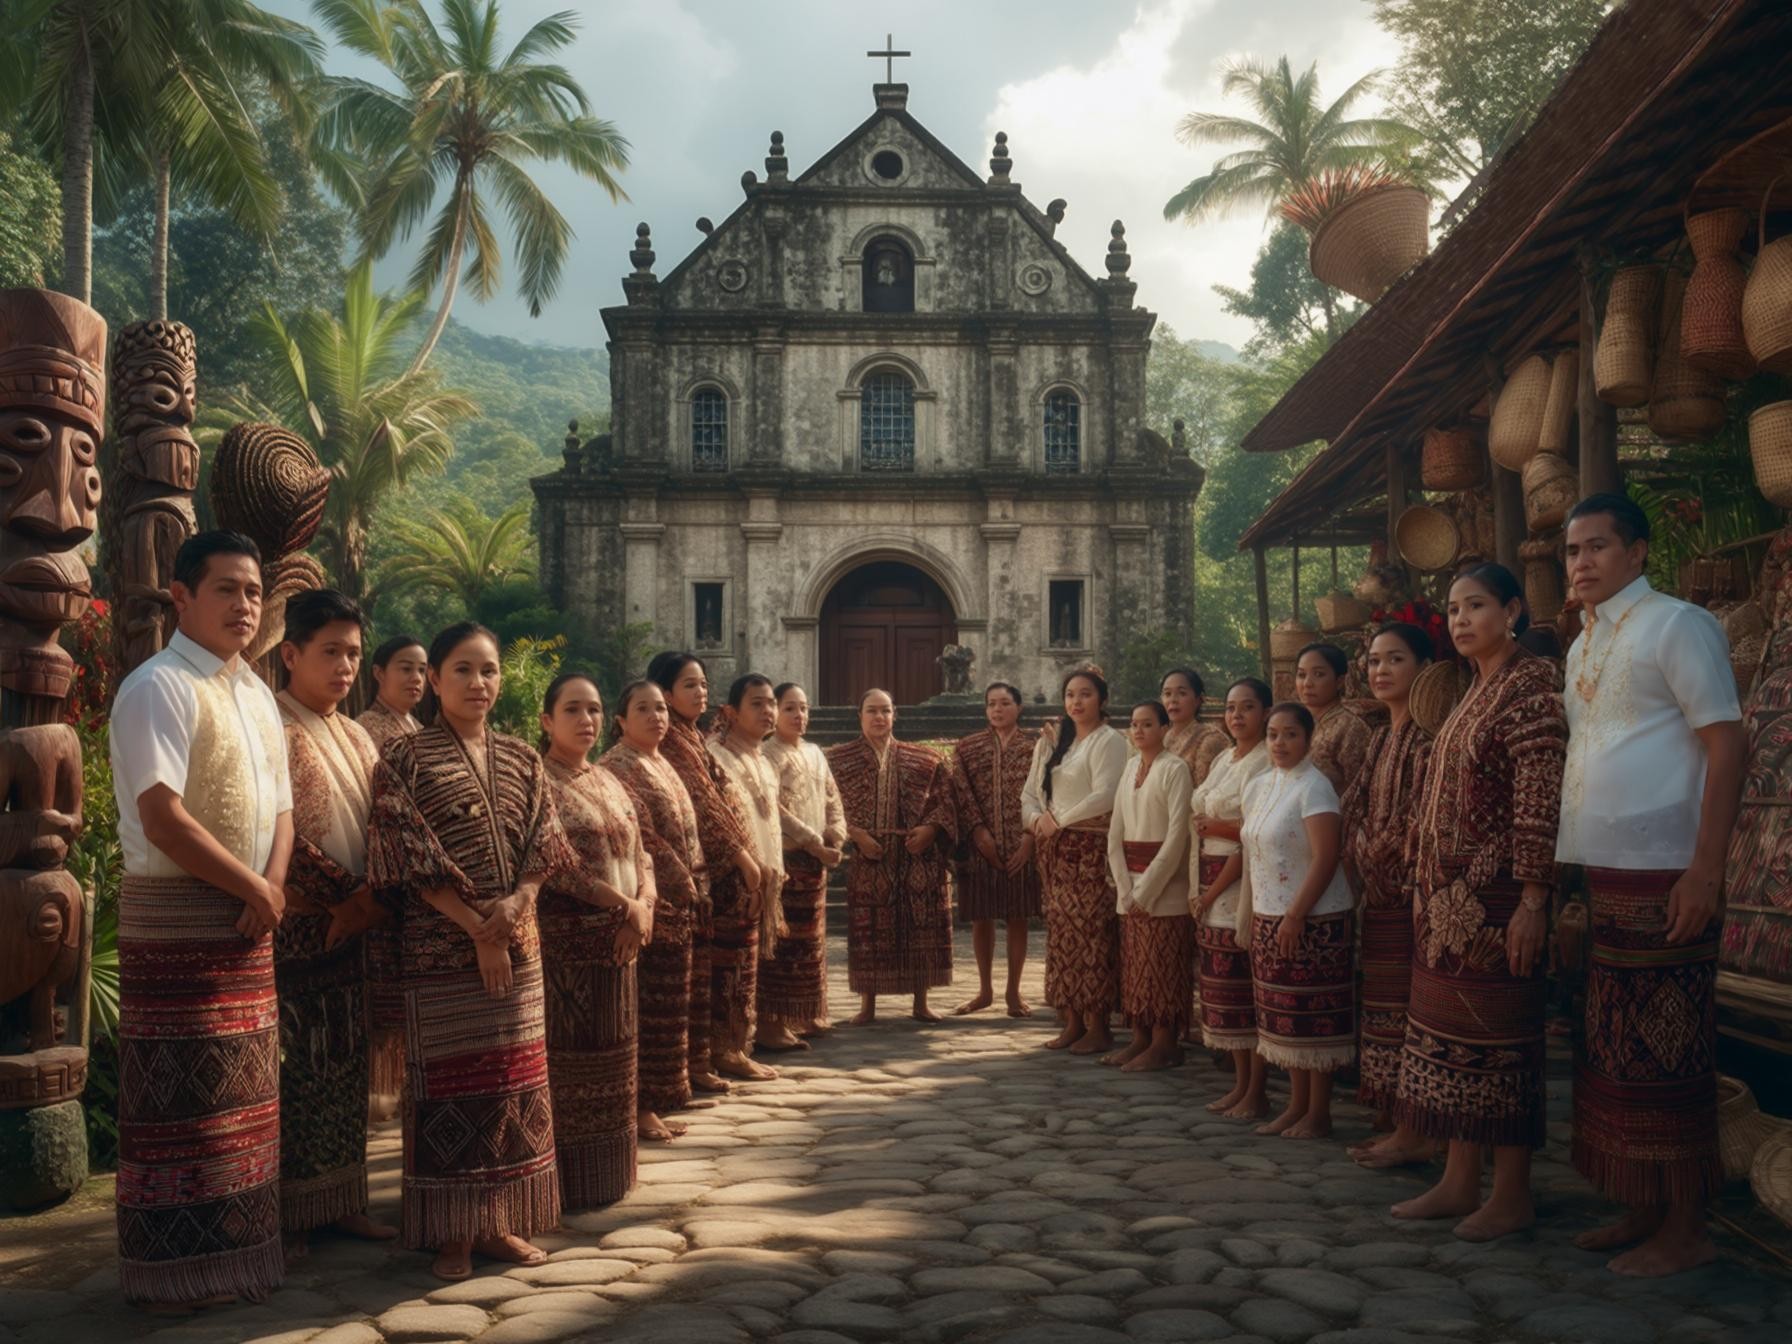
top-left (988, 131), bottom-right (1011, 184)
top-left (563, 419), bottom-right (582, 473)
top-left (766, 130), bottom-right (788, 182)
top-left (1106, 220), bottom-right (1132, 277)
top-left (696, 217), bottom-right (714, 235)
top-left (630, 222), bottom-right (656, 276)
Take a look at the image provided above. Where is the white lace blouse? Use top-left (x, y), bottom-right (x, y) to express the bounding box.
top-left (1239, 759), bottom-right (1351, 920)
top-left (1187, 740), bottom-right (1270, 926)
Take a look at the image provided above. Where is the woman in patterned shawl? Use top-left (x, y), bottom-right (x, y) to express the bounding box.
top-left (1341, 624), bottom-right (1436, 1169)
top-left (366, 622), bottom-right (575, 1281)
top-left (600, 681), bottom-right (703, 1140)
top-left (1160, 667), bottom-right (1230, 789)
top-left (648, 651), bottom-right (767, 1087)
top-left (538, 673), bottom-right (654, 1208)
top-left (760, 682), bottom-right (846, 1045)
top-left (1298, 643), bottom-right (1374, 794)
top-left (274, 590), bottom-right (398, 1261)
top-left (1392, 564), bottom-right (1565, 1242)
top-left (948, 681), bottom-right (1040, 1018)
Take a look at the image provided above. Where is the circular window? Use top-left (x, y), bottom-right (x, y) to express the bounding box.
top-left (716, 260), bottom-right (749, 293)
top-left (870, 150), bottom-right (905, 181)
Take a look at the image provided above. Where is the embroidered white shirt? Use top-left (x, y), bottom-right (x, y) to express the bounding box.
top-left (110, 630), bottom-right (292, 877)
top-left (1240, 759), bottom-right (1351, 919)
top-left (1021, 724), bottom-right (1128, 830)
top-left (1107, 752), bottom-right (1194, 916)
top-left (1557, 575), bottom-right (1740, 869)
top-left (1188, 740), bottom-right (1271, 926)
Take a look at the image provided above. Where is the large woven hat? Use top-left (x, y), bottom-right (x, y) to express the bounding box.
top-left (1752, 1125), bottom-right (1792, 1229)
top-left (209, 421), bottom-right (331, 559)
top-left (1409, 659), bottom-right (1467, 735)
top-left (1718, 1074), bottom-right (1783, 1184)
top-left (1395, 504), bottom-right (1460, 573)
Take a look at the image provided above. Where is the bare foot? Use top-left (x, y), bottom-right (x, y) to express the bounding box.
top-left (1574, 1208), bottom-right (1663, 1251)
top-left (335, 1211), bottom-right (398, 1241)
top-left (1101, 1040), bottom-right (1145, 1067)
top-left (912, 1004), bottom-right (944, 1023)
top-left (1454, 1196), bottom-right (1535, 1242)
top-left (1044, 1024), bottom-right (1084, 1050)
top-left (1069, 1030), bottom-right (1115, 1056)
top-left (1352, 1140), bottom-right (1437, 1169)
top-left (1122, 1046), bottom-right (1178, 1072)
top-left (755, 1024), bottom-right (808, 1051)
top-left (1222, 1096), bottom-right (1270, 1121)
top-left (1281, 1117), bottom-right (1333, 1139)
top-left (1206, 1088), bottom-right (1246, 1113)
top-left (431, 1245), bottom-right (473, 1281)
top-left (690, 1072), bottom-right (731, 1094)
top-left (1254, 1106), bottom-right (1303, 1136)
top-left (475, 1233), bottom-right (547, 1266)
top-left (1392, 1181), bottom-right (1481, 1221)
top-left (715, 1052), bottom-right (778, 1081)
top-left (675, 1097), bottom-right (719, 1110)
top-left (639, 1110), bottom-right (687, 1141)
top-left (1607, 1230), bottom-right (1718, 1278)
top-left (1006, 994), bottom-right (1034, 1018)
top-left (847, 1005), bottom-right (877, 1026)
top-left (953, 992), bottom-right (994, 1015)
top-left (799, 1017), bottom-right (833, 1035)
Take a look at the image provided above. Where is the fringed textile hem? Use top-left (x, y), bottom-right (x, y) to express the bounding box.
top-left (1572, 867), bottom-right (1722, 1206)
top-left (1197, 920), bottom-right (1256, 1051)
top-left (557, 1132), bottom-right (637, 1210)
top-left (276, 939), bottom-right (370, 1229)
top-left (1040, 828), bottom-right (1118, 1015)
top-left (637, 938), bottom-right (693, 1113)
top-left (1121, 910), bottom-right (1194, 1034)
top-left (280, 1166), bottom-right (368, 1233)
top-left (120, 1234), bottom-right (284, 1306)
top-left (759, 865), bottom-right (828, 1021)
top-left (1250, 911), bottom-right (1355, 1073)
top-left (1357, 900), bottom-right (1414, 1109)
top-left (402, 1163), bottom-right (562, 1251)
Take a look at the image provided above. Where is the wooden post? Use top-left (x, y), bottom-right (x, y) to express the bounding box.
top-left (1578, 246), bottom-right (1619, 496)
top-left (1385, 440), bottom-right (1408, 549)
top-left (1291, 544), bottom-right (1301, 618)
top-left (1254, 544), bottom-right (1272, 681)
top-left (1484, 358), bottom-right (1523, 570)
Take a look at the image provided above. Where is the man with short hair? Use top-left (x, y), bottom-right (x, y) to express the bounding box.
top-left (110, 530), bottom-right (293, 1306)
top-left (1559, 492), bottom-right (1745, 1278)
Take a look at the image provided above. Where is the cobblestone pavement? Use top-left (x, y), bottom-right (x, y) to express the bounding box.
top-left (4, 924), bottom-right (1791, 1344)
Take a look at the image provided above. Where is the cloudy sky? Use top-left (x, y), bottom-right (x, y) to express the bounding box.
top-left (272, 0), bottom-right (1400, 350)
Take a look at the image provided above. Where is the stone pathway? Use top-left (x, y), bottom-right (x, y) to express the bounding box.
top-left (4, 923), bottom-right (1791, 1344)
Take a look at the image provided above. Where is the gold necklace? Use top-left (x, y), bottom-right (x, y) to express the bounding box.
top-left (1574, 593), bottom-right (1651, 703)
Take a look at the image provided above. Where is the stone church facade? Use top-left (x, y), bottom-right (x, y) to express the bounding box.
top-left (532, 81), bottom-right (1202, 705)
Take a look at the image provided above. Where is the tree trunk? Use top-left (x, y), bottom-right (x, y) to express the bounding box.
top-left (59, 3), bottom-right (95, 304)
top-left (150, 148), bottom-right (172, 320)
top-left (1320, 287), bottom-right (1338, 345)
top-left (406, 181), bottom-right (468, 376)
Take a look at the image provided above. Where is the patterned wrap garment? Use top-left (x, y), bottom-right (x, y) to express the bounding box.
top-left (356, 696), bottom-right (421, 1087)
top-left (1309, 701), bottom-right (1374, 795)
top-left (1166, 718), bottom-right (1231, 789)
top-left (275, 693), bottom-right (381, 1234)
top-left (762, 735), bottom-right (847, 1022)
top-left (1189, 740), bottom-right (1272, 1050)
top-left (949, 726), bottom-right (1043, 922)
top-left (1340, 717), bottom-right (1431, 1110)
top-left (1394, 651), bottom-right (1566, 1148)
top-left (366, 724), bottom-right (575, 1248)
top-left (828, 736), bottom-right (958, 996)
top-left (708, 735), bottom-right (785, 1039)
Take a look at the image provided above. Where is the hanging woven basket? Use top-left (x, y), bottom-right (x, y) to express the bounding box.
top-left (1522, 452), bottom-right (1579, 533)
top-left (1315, 590), bottom-right (1373, 634)
top-left (1538, 351), bottom-right (1579, 456)
top-left (1749, 400), bottom-right (1792, 508)
top-left (1395, 504), bottom-right (1461, 573)
top-left (1409, 659), bottom-right (1468, 735)
top-left (1683, 208), bottom-right (1756, 381)
top-left (1519, 537), bottom-right (1566, 626)
top-left (1488, 355), bottom-right (1552, 471)
top-left (1743, 176), bottom-right (1792, 376)
top-left (1308, 184), bottom-right (1430, 303)
top-left (1269, 618), bottom-right (1316, 662)
top-left (1648, 270), bottom-right (1727, 442)
top-left (1594, 265), bottom-right (1661, 406)
top-left (1420, 427), bottom-right (1484, 491)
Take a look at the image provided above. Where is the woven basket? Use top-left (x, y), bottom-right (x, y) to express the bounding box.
top-left (1749, 1122), bottom-right (1792, 1229)
top-left (1648, 271), bottom-right (1726, 442)
top-left (1395, 504), bottom-right (1461, 573)
top-left (1595, 265), bottom-right (1661, 406)
top-left (1733, 632), bottom-right (1767, 696)
top-left (1488, 355), bottom-right (1551, 470)
top-left (1315, 590), bottom-right (1372, 633)
top-left (1683, 208), bottom-right (1756, 381)
top-left (1723, 598), bottom-right (1768, 645)
top-left (1421, 427), bottom-right (1483, 490)
top-left (1308, 184), bottom-right (1430, 303)
top-left (1538, 351), bottom-right (1579, 455)
top-left (1719, 1075), bottom-right (1782, 1184)
top-left (1522, 452), bottom-right (1579, 533)
top-left (1519, 537), bottom-right (1565, 624)
top-left (1743, 177), bottom-right (1792, 376)
top-left (1270, 618), bottom-right (1316, 662)
top-left (1749, 400), bottom-right (1792, 508)
top-left (1409, 659), bottom-right (1467, 735)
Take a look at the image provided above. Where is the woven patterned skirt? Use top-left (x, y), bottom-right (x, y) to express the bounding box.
top-left (274, 914), bottom-right (369, 1233)
top-left (759, 855), bottom-right (829, 1022)
top-left (1358, 883), bottom-right (1415, 1110)
top-left (539, 898), bottom-right (639, 1210)
top-left (708, 870), bottom-right (760, 1044)
top-left (402, 907), bottom-right (559, 1249)
top-left (1396, 876), bottom-right (1546, 1148)
top-left (364, 922), bottom-right (406, 1101)
top-left (116, 877), bottom-right (282, 1303)
top-left (1040, 828), bottom-right (1118, 1016)
top-left (956, 850), bottom-right (1041, 922)
top-left (1121, 909), bottom-right (1195, 1034)
top-left (1573, 867), bottom-right (1722, 1206)
top-left (636, 904), bottom-right (693, 1112)
top-left (1250, 909), bottom-right (1356, 1072)
top-left (845, 855), bottom-right (954, 996)
top-left (1195, 854), bottom-right (1255, 1051)
top-left (688, 901), bottom-right (714, 1081)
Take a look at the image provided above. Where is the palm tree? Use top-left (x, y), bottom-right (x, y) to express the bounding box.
top-left (2, 0), bottom-right (320, 308)
top-left (204, 259), bottom-right (478, 603)
top-left (374, 494), bottom-right (534, 610)
top-left (313, 0), bottom-right (630, 374)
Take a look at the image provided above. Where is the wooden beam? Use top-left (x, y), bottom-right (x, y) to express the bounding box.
top-left (1385, 440), bottom-right (1408, 550)
top-left (1290, 544), bottom-right (1301, 619)
top-left (1578, 245), bottom-right (1621, 496)
top-left (1254, 545), bottom-right (1272, 681)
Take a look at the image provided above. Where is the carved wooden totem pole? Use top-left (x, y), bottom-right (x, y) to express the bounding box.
top-left (106, 320), bottom-right (199, 674)
top-left (208, 422), bottom-right (331, 684)
top-left (0, 289), bottom-right (105, 1207)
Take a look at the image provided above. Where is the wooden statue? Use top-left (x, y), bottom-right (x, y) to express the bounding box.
top-left (106, 320), bottom-right (198, 675)
top-left (208, 421), bottom-right (330, 680)
top-left (0, 287), bottom-right (103, 1207)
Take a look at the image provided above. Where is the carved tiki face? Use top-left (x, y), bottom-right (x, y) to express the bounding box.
top-left (112, 319), bottom-right (199, 491)
top-left (0, 289), bottom-right (105, 631)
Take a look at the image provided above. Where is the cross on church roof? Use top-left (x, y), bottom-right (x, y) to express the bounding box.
top-left (867, 33), bottom-right (910, 84)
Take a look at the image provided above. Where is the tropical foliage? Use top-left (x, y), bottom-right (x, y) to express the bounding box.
top-left (0, 127), bottom-right (61, 286)
top-left (375, 495), bottom-right (535, 610)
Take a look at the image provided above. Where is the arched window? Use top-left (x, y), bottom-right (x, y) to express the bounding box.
top-left (1044, 390), bottom-right (1080, 473)
top-left (859, 371), bottom-right (915, 471)
top-left (691, 386), bottom-right (727, 472)
top-left (862, 236), bottom-right (915, 313)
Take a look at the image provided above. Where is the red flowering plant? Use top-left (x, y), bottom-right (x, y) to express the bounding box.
top-left (61, 598), bottom-right (117, 731)
top-left (1369, 597), bottom-right (1450, 661)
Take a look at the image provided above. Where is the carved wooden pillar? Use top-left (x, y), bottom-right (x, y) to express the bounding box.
top-left (0, 288), bottom-right (106, 1207)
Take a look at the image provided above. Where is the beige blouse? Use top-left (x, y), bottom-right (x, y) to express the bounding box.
top-left (1188, 740), bottom-right (1271, 927)
top-left (708, 737), bottom-right (785, 884)
top-left (763, 735), bottom-right (846, 853)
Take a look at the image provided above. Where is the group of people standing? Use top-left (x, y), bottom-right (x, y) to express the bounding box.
top-left (106, 484), bottom-right (1741, 1310)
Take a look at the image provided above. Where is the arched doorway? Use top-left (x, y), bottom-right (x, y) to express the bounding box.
top-left (820, 560), bottom-right (957, 705)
